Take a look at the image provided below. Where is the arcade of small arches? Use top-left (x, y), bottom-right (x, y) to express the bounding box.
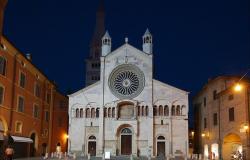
top-left (75, 108), bottom-right (100, 118)
top-left (153, 105), bottom-right (186, 116)
top-left (73, 104), bottom-right (186, 118)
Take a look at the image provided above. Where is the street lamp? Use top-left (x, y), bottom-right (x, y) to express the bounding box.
top-left (234, 83), bottom-right (243, 92)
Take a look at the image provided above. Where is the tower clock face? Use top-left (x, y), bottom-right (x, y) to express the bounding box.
top-left (109, 64), bottom-right (145, 99)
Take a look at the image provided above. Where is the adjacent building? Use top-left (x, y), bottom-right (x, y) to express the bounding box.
top-left (0, 36), bottom-right (68, 158)
top-left (68, 30), bottom-right (189, 158)
top-left (193, 76), bottom-right (250, 160)
top-left (51, 91), bottom-right (68, 153)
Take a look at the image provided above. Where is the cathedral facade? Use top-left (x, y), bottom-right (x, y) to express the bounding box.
top-left (68, 30), bottom-right (189, 158)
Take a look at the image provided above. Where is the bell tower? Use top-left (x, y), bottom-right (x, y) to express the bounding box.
top-left (142, 28), bottom-right (153, 54)
top-left (85, 0), bottom-right (105, 86)
top-left (101, 31), bottom-right (111, 56)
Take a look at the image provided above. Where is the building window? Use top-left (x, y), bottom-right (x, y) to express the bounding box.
top-left (213, 90), bottom-right (217, 100)
top-left (203, 97), bottom-right (206, 107)
top-left (86, 108), bottom-right (90, 118)
top-left (171, 105), bottom-right (175, 116)
top-left (176, 105), bottom-right (181, 116)
top-left (0, 56), bottom-right (6, 76)
top-left (228, 94), bottom-right (234, 101)
top-left (153, 106), bottom-right (157, 116)
top-left (46, 92), bottom-right (51, 104)
top-left (80, 108), bottom-right (83, 118)
top-left (213, 113), bottom-right (218, 126)
top-left (96, 108), bottom-right (100, 118)
top-left (137, 106), bottom-right (140, 116)
top-left (34, 83), bottom-right (40, 97)
top-left (204, 118), bottom-right (207, 129)
top-left (164, 105), bottom-right (169, 116)
top-left (75, 108), bottom-right (79, 118)
top-left (33, 104), bottom-right (39, 118)
top-left (145, 106), bottom-right (149, 116)
top-left (19, 72), bottom-right (26, 88)
top-left (15, 121), bottom-right (22, 133)
top-left (45, 111), bottom-right (49, 122)
top-left (159, 105), bottom-right (163, 116)
top-left (229, 107), bottom-right (234, 121)
top-left (43, 129), bottom-right (48, 137)
top-left (0, 86), bottom-right (4, 105)
top-left (112, 107), bottom-right (115, 118)
top-left (141, 106), bottom-right (145, 116)
top-left (17, 96), bottom-right (24, 112)
top-left (58, 117), bottom-right (62, 127)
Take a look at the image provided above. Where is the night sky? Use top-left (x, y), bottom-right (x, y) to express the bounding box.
top-left (3, 0), bottom-right (250, 120)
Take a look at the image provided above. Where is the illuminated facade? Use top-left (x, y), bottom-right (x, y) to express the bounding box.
top-left (193, 76), bottom-right (250, 160)
top-left (69, 30), bottom-right (189, 158)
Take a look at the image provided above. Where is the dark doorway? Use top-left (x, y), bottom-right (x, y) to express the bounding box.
top-left (29, 133), bottom-right (36, 157)
top-left (157, 142), bottom-right (165, 157)
top-left (42, 143), bottom-right (47, 156)
top-left (121, 135), bottom-right (132, 155)
top-left (88, 141), bottom-right (96, 156)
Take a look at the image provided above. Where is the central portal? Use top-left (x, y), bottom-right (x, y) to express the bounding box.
top-left (120, 128), bottom-right (132, 155)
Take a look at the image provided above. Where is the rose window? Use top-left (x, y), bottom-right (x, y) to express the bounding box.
top-left (109, 64), bottom-right (145, 99)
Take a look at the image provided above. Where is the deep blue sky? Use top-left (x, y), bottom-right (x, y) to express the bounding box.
top-left (3, 0), bottom-right (249, 97)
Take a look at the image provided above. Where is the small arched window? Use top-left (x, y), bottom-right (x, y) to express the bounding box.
top-left (75, 108), bottom-right (79, 118)
top-left (96, 108), bottom-right (100, 118)
top-left (112, 107), bottom-right (115, 118)
top-left (153, 105), bottom-right (157, 116)
top-left (159, 105), bottom-right (163, 116)
top-left (91, 108), bottom-right (95, 118)
top-left (145, 106), bottom-right (149, 116)
top-left (80, 108), bottom-right (83, 118)
top-left (89, 135), bottom-right (96, 140)
top-left (164, 105), bottom-right (169, 116)
top-left (171, 105), bottom-right (175, 116)
top-left (176, 105), bottom-right (181, 116)
top-left (86, 108), bottom-right (90, 118)
top-left (108, 108), bottom-right (111, 117)
top-left (121, 128), bottom-right (132, 134)
top-left (158, 136), bottom-right (165, 140)
top-left (0, 56), bottom-right (6, 76)
top-left (141, 106), bottom-right (144, 116)
top-left (104, 108), bottom-right (107, 118)
top-left (137, 106), bottom-right (140, 116)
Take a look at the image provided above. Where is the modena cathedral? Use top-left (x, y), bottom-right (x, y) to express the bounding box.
top-left (68, 1), bottom-right (189, 158)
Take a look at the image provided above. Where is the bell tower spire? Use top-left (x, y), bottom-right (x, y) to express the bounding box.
top-left (85, 0), bottom-right (106, 86)
top-left (89, 0), bottom-right (105, 59)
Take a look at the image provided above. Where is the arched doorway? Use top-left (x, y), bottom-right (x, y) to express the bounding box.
top-left (223, 133), bottom-right (242, 160)
top-left (120, 128), bottom-right (132, 155)
top-left (42, 143), bottom-right (47, 156)
top-left (88, 136), bottom-right (96, 156)
top-left (157, 136), bottom-right (165, 157)
top-left (30, 133), bottom-right (36, 157)
top-left (56, 142), bottom-right (61, 153)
